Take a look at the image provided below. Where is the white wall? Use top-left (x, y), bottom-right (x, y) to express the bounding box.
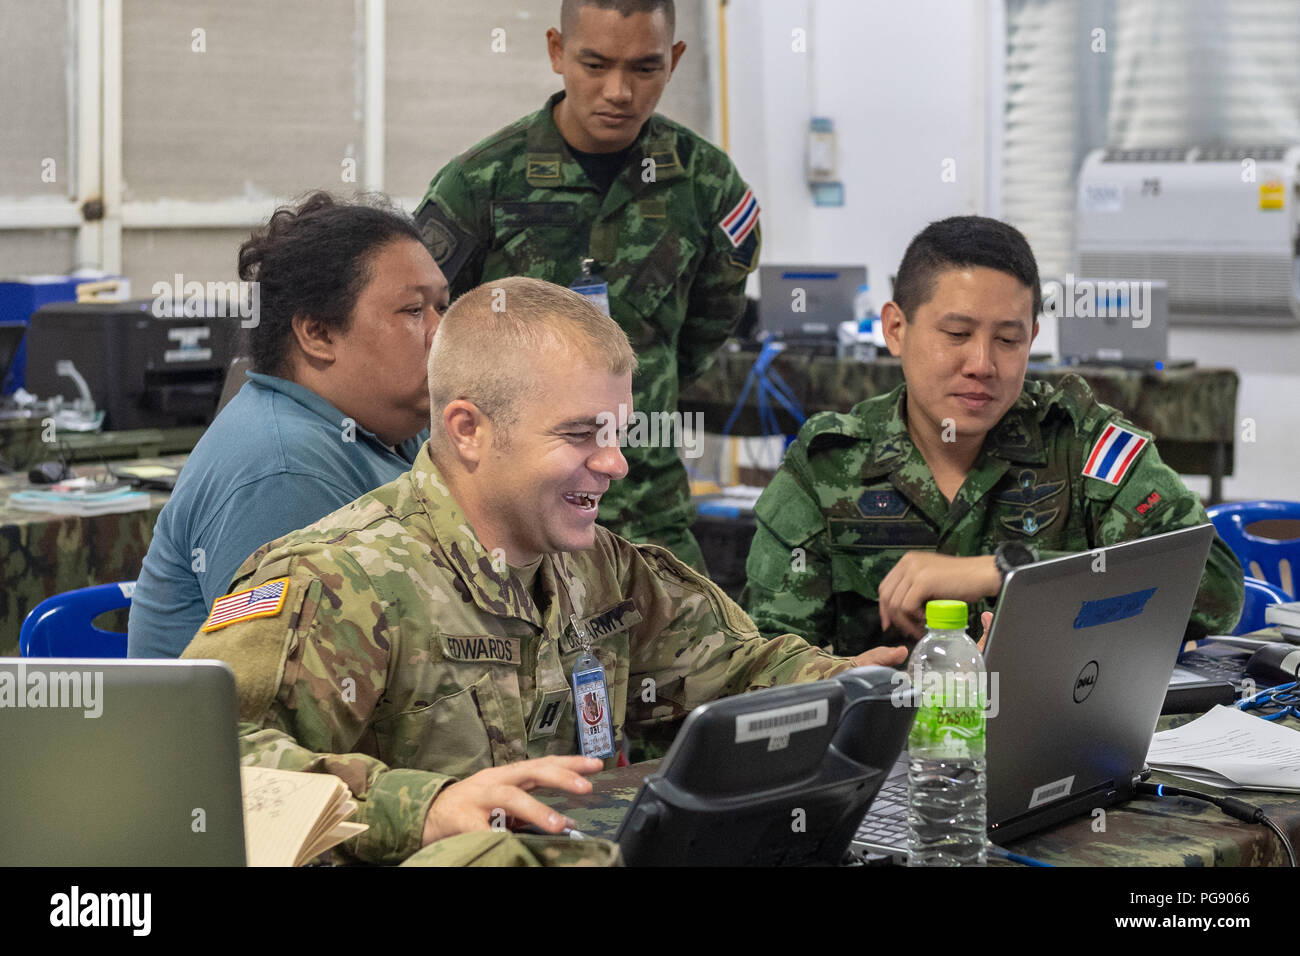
top-left (725, 0), bottom-right (989, 296)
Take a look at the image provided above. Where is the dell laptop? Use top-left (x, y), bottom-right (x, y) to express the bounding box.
top-left (852, 523), bottom-right (1215, 859)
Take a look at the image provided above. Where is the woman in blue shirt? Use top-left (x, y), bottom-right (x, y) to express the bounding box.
top-left (128, 192), bottom-right (448, 657)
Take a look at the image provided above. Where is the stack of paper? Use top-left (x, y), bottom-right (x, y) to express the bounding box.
top-left (8, 486), bottom-right (152, 516)
top-left (1147, 705), bottom-right (1300, 792)
top-left (1264, 602), bottom-right (1300, 641)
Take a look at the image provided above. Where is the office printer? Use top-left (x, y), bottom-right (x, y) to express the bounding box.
top-left (24, 300), bottom-right (240, 430)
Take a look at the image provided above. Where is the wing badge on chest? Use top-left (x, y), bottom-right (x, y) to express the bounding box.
top-left (996, 469), bottom-right (1066, 507)
top-left (997, 470), bottom-right (1065, 537)
top-left (999, 506), bottom-right (1061, 537)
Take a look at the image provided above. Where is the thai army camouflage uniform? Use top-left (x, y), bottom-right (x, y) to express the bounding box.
top-left (413, 92), bottom-right (761, 571)
top-left (182, 444), bottom-right (850, 865)
top-left (743, 375), bottom-right (1244, 657)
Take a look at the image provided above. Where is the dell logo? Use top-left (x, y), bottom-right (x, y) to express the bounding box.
top-left (1074, 661), bottom-right (1099, 703)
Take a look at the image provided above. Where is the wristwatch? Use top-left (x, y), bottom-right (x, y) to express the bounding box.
top-left (994, 540), bottom-right (1038, 583)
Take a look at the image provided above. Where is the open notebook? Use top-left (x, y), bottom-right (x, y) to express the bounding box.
top-left (242, 766), bottom-right (368, 867)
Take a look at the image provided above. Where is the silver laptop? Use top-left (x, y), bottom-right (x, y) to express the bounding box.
top-left (0, 658), bottom-right (246, 865)
top-left (759, 264), bottom-right (867, 339)
top-left (852, 523), bottom-right (1215, 860)
top-left (1056, 278), bottom-right (1171, 367)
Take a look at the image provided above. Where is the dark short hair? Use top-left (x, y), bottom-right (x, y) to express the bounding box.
top-left (237, 191), bottom-right (423, 376)
top-left (892, 216), bottom-right (1042, 323)
top-left (560, 0), bottom-right (675, 38)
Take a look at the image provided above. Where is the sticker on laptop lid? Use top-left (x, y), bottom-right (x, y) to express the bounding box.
top-left (735, 699), bottom-right (829, 743)
top-left (1028, 775), bottom-right (1076, 809)
top-left (1073, 587), bottom-right (1157, 630)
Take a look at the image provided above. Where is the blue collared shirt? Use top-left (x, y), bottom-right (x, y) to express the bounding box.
top-left (127, 372), bottom-right (425, 657)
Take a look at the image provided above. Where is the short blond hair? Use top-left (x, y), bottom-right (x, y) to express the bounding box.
top-left (427, 277), bottom-right (638, 439)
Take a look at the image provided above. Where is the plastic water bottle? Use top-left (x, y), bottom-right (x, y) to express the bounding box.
top-left (847, 284), bottom-right (877, 360)
top-left (906, 599), bottom-right (987, 866)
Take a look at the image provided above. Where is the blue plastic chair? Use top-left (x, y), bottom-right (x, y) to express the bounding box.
top-left (18, 581), bottom-right (135, 657)
top-left (1206, 500), bottom-right (1300, 598)
top-left (1235, 576), bottom-right (1294, 635)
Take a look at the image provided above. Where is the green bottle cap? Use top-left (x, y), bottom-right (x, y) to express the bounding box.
top-left (925, 599), bottom-right (968, 630)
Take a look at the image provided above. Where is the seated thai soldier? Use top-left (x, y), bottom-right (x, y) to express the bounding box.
top-left (129, 192), bottom-right (448, 657)
top-left (182, 277), bottom-right (903, 865)
top-left (743, 215), bottom-right (1243, 657)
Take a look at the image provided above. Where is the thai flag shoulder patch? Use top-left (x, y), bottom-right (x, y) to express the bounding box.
top-left (1083, 423), bottom-right (1149, 486)
top-left (201, 577), bottom-right (290, 633)
top-left (719, 188), bottom-right (760, 248)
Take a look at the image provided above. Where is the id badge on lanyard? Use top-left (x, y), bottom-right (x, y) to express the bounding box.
top-left (569, 256), bottom-right (611, 317)
top-left (569, 613), bottom-right (614, 760)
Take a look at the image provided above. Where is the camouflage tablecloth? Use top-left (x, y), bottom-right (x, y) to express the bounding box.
top-left (0, 455), bottom-right (185, 656)
top-left (681, 352), bottom-right (1237, 498)
top-left (543, 722), bottom-right (1300, 867)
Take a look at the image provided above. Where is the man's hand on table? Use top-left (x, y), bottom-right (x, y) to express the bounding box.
top-left (421, 755), bottom-right (604, 845)
top-left (852, 609), bottom-right (995, 668)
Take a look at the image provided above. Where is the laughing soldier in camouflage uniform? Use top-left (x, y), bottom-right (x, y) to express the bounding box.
top-left (744, 217), bottom-right (1244, 658)
top-left (184, 280), bottom-right (895, 865)
top-left (413, 0), bottom-right (760, 572)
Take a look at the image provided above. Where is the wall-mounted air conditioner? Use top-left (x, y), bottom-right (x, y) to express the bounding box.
top-left (1076, 145), bottom-right (1300, 327)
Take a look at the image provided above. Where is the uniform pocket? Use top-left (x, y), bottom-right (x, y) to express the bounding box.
top-left (622, 230), bottom-right (699, 340)
top-left (491, 202), bottom-right (582, 278)
top-left (830, 549), bottom-right (900, 602)
top-left (373, 668), bottom-right (506, 778)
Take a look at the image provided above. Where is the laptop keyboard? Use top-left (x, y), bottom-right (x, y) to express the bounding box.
top-left (1176, 647), bottom-right (1251, 685)
top-left (854, 777), bottom-right (908, 847)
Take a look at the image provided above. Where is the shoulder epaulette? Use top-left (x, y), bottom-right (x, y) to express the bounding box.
top-left (456, 113), bottom-right (536, 165)
top-left (1038, 373), bottom-right (1103, 431)
top-left (800, 410), bottom-right (871, 455)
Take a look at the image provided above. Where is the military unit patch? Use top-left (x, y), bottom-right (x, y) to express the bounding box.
top-left (1083, 423), bottom-right (1148, 485)
top-left (858, 489), bottom-right (910, 518)
top-left (719, 188), bottom-right (759, 247)
top-left (200, 578), bottom-right (289, 633)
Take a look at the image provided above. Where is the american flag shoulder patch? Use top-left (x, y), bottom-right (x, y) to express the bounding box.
top-left (1083, 423), bottom-right (1149, 486)
top-left (201, 577), bottom-right (290, 633)
top-left (719, 188), bottom-right (760, 248)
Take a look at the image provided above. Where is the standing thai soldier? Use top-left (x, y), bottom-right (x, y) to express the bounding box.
top-left (414, 0), bottom-right (760, 572)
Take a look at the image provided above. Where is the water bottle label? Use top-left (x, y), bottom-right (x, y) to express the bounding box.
top-left (570, 281), bottom-right (611, 316)
top-left (909, 695), bottom-right (986, 757)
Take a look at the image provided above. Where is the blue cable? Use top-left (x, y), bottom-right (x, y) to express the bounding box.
top-left (720, 339), bottom-right (807, 439)
top-left (986, 842), bottom-right (1053, 867)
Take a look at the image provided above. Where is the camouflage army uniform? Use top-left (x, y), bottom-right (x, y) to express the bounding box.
top-left (413, 92), bottom-right (761, 571)
top-left (183, 444), bottom-right (849, 865)
top-left (744, 375), bottom-right (1244, 657)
